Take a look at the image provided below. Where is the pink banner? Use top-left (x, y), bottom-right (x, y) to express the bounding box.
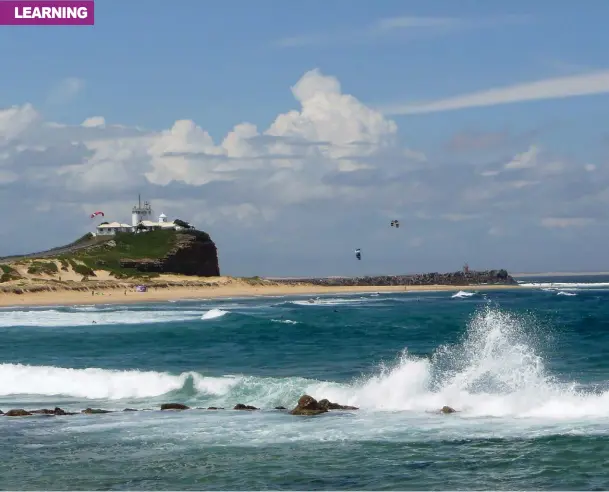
top-left (0, 0), bottom-right (94, 25)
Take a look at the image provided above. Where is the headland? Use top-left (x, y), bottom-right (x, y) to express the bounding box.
top-left (0, 223), bottom-right (520, 307)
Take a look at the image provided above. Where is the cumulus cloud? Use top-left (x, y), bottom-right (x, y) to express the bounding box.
top-left (0, 68), bottom-right (606, 274)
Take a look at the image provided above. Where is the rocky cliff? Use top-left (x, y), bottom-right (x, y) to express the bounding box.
top-left (118, 230), bottom-right (220, 276)
top-left (273, 269), bottom-right (517, 286)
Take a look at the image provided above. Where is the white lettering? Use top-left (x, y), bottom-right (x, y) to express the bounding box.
top-left (13, 4), bottom-right (88, 20)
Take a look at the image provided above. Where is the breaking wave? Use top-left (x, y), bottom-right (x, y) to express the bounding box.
top-left (2, 306), bottom-right (608, 420)
top-left (201, 308), bottom-right (229, 320)
top-left (451, 291), bottom-right (476, 299)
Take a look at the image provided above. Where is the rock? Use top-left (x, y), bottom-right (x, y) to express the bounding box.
top-left (123, 408), bottom-right (138, 412)
top-left (82, 408), bottom-right (111, 414)
top-left (289, 395), bottom-right (328, 416)
top-left (233, 403), bottom-right (258, 411)
top-left (318, 399), bottom-right (359, 411)
top-left (119, 231), bottom-right (220, 276)
top-left (440, 406), bottom-right (457, 414)
top-left (274, 406), bottom-right (287, 410)
top-left (271, 269), bottom-right (518, 287)
top-left (207, 407), bottom-right (224, 410)
top-left (31, 407), bottom-right (72, 416)
top-left (5, 409), bottom-right (32, 417)
top-left (160, 403), bottom-right (190, 411)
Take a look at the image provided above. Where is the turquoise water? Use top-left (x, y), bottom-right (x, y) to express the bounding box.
top-left (2, 279), bottom-right (609, 490)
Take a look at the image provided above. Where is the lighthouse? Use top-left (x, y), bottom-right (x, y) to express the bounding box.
top-left (131, 194), bottom-right (153, 226)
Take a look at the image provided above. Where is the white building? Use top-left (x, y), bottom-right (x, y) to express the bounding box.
top-left (94, 196), bottom-right (193, 236)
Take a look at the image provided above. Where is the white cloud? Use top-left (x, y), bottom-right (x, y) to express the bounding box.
top-left (541, 217), bottom-right (596, 228)
top-left (504, 145), bottom-right (539, 169)
top-left (382, 70), bottom-right (609, 115)
top-left (275, 15), bottom-right (527, 48)
top-left (46, 77), bottom-right (85, 105)
top-left (0, 68), bottom-right (607, 274)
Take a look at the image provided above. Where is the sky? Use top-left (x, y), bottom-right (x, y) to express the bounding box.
top-left (1, 0), bottom-right (609, 276)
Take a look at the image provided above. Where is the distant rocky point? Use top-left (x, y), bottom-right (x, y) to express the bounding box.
top-left (270, 269), bottom-right (517, 286)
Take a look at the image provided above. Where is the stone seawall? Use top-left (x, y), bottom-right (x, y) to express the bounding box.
top-left (271, 270), bottom-right (517, 287)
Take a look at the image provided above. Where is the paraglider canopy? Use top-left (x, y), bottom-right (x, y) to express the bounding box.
top-left (90, 211), bottom-right (105, 219)
top-left (355, 248), bottom-right (361, 260)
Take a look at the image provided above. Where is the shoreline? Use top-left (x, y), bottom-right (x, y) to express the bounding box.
top-left (0, 283), bottom-right (522, 308)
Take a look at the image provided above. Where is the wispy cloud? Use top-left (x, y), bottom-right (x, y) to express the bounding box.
top-left (275, 14), bottom-right (528, 48)
top-left (45, 77), bottom-right (85, 106)
top-left (381, 70), bottom-right (609, 115)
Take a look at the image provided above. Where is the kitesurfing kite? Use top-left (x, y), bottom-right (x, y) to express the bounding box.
top-left (355, 248), bottom-right (361, 260)
top-left (90, 211), bottom-right (105, 219)
top-left (390, 220), bottom-right (400, 228)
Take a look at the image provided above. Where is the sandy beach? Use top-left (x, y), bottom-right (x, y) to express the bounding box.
top-left (0, 277), bottom-right (521, 308)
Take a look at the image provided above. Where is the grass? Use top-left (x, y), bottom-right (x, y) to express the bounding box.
top-left (71, 230), bottom-right (179, 279)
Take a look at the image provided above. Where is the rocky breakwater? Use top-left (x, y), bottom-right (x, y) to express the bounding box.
top-left (275, 269), bottom-right (517, 287)
top-left (119, 230), bottom-right (220, 276)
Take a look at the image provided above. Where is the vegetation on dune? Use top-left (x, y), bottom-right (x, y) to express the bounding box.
top-left (27, 261), bottom-right (59, 276)
top-left (0, 264), bottom-right (21, 283)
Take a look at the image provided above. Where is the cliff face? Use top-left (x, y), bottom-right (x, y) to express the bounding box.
top-left (119, 231), bottom-right (220, 276)
top-left (275, 270), bottom-right (517, 287)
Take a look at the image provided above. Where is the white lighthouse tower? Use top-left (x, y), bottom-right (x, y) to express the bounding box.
top-left (132, 194), bottom-right (153, 227)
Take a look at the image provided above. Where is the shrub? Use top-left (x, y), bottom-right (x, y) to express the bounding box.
top-left (27, 261), bottom-right (59, 275)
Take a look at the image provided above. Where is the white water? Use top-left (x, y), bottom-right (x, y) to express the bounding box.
top-left (520, 282), bottom-right (609, 290)
top-left (0, 308), bottom-right (204, 327)
top-left (3, 306), bottom-right (609, 423)
top-left (452, 291), bottom-right (476, 298)
top-left (201, 308), bottom-right (229, 320)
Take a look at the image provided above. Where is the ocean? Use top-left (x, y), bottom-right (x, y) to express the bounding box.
top-left (2, 277), bottom-right (609, 490)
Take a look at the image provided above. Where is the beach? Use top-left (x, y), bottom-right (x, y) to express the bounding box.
top-left (0, 276), bottom-right (521, 307)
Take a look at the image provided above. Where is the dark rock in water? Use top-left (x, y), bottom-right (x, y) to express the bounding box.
top-left (233, 403), bottom-right (258, 411)
top-left (31, 407), bottom-right (72, 416)
top-left (123, 408), bottom-right (138, 412)
top-left (160, 403), bottom-right (190, 411)
top-left (82, 408), bottom-right (111, 414)
top-left (119, 231), bottom-right (220, 276)
top-left (0, 410), bottom-right (3, 414)
top-left (440, 406), bottom-right (457, 414)
top-left (274, 406), bottom-right (287, 410)
top-left (290, 395), bottom-right (328, 416)
top-left (272, 269), bottom-right (517, 287)
top-left (318, 398), bottom-right (359, 411)
top-left (5, 409), bottom-right (33, 417)
top-left (207, 406), bottom-right (224, 410)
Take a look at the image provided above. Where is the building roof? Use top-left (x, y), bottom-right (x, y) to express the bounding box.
top-left (159, 213), bottom-right (167, 218)
top-left (97, 222), bottom-right (132, 228)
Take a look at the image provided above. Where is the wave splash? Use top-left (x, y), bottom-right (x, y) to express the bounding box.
top-left (2, 306), bottom-right (608, 419)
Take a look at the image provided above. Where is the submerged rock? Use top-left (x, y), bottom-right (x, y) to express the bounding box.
top-left (274, 406), bottom-right (287, 410)
top-left (233, 403), bottom-right (258, 411)
top-left (207, 407), bottom-right (224, 410)
top-left (5, 409), bottom-right (32, 417)
top-left (160, 403), bottom-right (190, 411)
top-left (440, 406), bottom-right (457, 414)
top-left (82, 408), bottom-right (112, 414)
top-left (31, 407), bottom-right (73, 416)
top-left (123, 408), bottom-right (138, 412)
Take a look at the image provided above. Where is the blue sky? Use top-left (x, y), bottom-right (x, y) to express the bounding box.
top-left (0, 0), bottom-right (609, 275)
